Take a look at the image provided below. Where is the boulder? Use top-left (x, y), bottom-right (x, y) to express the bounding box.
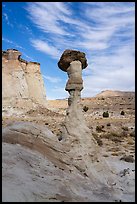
top-left (58, 49), bottom-right (88, 72)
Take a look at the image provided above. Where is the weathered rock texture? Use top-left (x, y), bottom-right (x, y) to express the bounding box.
top-left (2, 49), bottom-right (46, 105)
top-left (2, 122), bottom-right (135, 202)
top-left (58, 50), bottom-right (90, 140)
top-left (58, 50), bottom-right (100, 176)
top-left (58, 49), bottom-right (88, 71)
top-left (66, 61), bottom-right (83, 92)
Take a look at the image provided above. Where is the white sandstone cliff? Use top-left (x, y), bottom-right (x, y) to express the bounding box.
top-left (2, 49), bottom-right (46, 106)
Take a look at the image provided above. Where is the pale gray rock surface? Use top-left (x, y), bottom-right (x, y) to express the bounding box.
top-left (58, 54), bottom-right (99, 176)
top-left (2, 122), bottom-right (135, 202)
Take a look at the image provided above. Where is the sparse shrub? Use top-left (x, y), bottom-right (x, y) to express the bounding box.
top-left (120, 155), bottom-right (134, 163)
top-left (83, 106), bottom-right (89, 112)
top-left (100, 132), bottom-right (122, 143)
top-left (111, 152), bottom-right (119, 156)
top-left (89, 126), bottom-right (93, 129)
top-left (121, 110), bottom-right (125, 115)
top-left (58, 135), bottom-right (62, 141)
top-left (92, 133), bottom-right (97, 138)
top-left (97, 139), bottom-right (103, 146)
top-left (121, 131), bottom-right (128, 137)
top-left (108, 147), bottom-right (120, 152)
top-left (107, 123), bottom-right (111, 127)
top-left (111, 137), bottom-right (122, 143)
top-left (130, 130), bottom-right (135, 137)
top-left (103, 154), bottom-right (109, 157)
top-left (92, 132), bottom-right (103, 146)
top-left (103, 111), bottom-right (109, 118)
top-left (127, 137), bottom-right (134, 145)
top-left (122, 126), bottom-right (128, 131)
top-left (96, 125), bottom-right (103, 132)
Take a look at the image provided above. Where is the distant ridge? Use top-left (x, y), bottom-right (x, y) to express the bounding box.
top-left (95, 90), bottom-right (135, 98)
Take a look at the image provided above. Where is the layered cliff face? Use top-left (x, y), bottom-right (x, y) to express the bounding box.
top-left (2, 49), bottom-right (46, 106)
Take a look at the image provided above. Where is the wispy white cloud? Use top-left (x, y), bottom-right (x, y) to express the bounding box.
top-left (42, 75), bottom-right (62, 83)
top-left (3, 13), bottom-right (8, 21)
top-left (84, 2), bottom-right (135, 17)
top-left (3, 12), bottom-right (13, 27)
top-left (22, 52), bottom-right (34, 61)
top-left (18, 24), bottom-right (33, 35)
top-left (31, 39), bottom-right (61, 59)
top-left (2, 37), bottom-right (13, 44)
top-left (2, 37), bottom-right (34, 61)
top-left (82, 44), bottom-right (135, 97)
top-left (26, 2), bottom-right (135, 99)
top-left (2, 37), bottom-right (24, 49)
top-left (27, 2), bottom-right (135, 52)
top-left (26, 2), bottom-right (71, 35)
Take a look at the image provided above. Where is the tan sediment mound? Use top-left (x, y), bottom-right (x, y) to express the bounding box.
top-left (96, 90), bottom-right (135, 98)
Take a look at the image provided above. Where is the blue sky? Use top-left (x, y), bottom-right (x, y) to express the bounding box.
top-left (2, 2), bottom-right (135, 99)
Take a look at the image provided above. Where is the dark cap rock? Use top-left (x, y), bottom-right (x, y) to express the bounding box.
top-left (58, 49), bottom-right (88, 72)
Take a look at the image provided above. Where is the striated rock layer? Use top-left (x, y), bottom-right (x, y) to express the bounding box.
top-left (58, 51), bottom-right (102, 177)
top-left (2, 122), bottom-right (135, 202)
top-left (2, 49), bottom-right (46, 106)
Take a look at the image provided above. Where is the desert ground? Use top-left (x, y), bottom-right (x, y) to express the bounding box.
top-left (2, 90), bottom-right (135, 202)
